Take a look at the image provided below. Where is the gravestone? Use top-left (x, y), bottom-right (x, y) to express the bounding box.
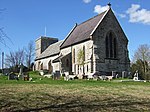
top-left (133, 70), bottom-right (139, 81)
top-left (23, 72), bottom-right (29, 81)
top-left (8, 73), bottom-right (18, 80)
top-left (19, 63), bottom-right (23, 76)
top-left (53, 71), bottom-right (60, 80)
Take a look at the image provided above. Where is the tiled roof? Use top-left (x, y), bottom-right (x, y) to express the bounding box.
top-left (35, 40), bottom-right (63, 60)
top-left (60, 10), bottom-right (107, 48)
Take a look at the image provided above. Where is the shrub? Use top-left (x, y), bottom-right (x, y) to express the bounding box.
top-left (145, 71), bottom-right (150, 80)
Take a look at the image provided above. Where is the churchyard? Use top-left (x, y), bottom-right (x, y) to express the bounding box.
top-left (0, 71), bottom-right (150, 112)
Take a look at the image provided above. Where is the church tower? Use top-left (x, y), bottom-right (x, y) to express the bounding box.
top-left (35, 36), bottom-right (58, 58)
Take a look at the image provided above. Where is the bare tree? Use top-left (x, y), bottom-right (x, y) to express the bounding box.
top-left (5, 48), bottom-right (25, 69)
top-left (25, 41), bottom-right (35, 70)
top-left (133, 44), bottom-right (150, 61)
top-left (133, 44), bottom-right (150, 73)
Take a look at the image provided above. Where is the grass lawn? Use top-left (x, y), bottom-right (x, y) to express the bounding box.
top-left (0, 72), bottom-right (150, 112)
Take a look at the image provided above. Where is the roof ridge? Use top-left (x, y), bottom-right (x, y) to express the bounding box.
top-left (90, 7), bottom-right (111, 35)
top-left (60, 8), bottom-right (110, 48)
top-left (77, 11), bottom-right (107, 26)
top-left (60, 24), bottom-right (77, 48)
top-left (46, 40), bottom-right (63, 48)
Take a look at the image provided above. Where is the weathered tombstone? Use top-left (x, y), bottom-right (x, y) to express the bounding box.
top-left (8, 72), bottom-right (18, 80)
top-left (101, 75), bottom-right (106, 80)
top-left (53, 71), bottom-right (60, 80)
top-left (112, 71), bottom-right (116, 78)
top-left (19, 63), bottom-right (24, 79)
top-left (23, 72), bottom-right (29, 81)
top-left (122, 71), bottom-right (125, 78)
top-left (116, 74), bottom-right (118, 78)
top-left (133, 70), bottom-right (139, 81)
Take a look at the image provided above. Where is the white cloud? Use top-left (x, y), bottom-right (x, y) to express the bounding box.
top-left (94, 5), bottom-right (109, 14)
top-left (126, 4), bottom-right (150, 25)
top-left (118, 13), bottom-right (126, 18)
top-left (83, 0), bottom-right (91, 4)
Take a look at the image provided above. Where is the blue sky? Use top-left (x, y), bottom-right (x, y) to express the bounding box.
top-left (0, 0), bottom-right (150, 67)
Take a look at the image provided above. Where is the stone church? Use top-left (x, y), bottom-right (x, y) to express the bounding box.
top-left (34, 5), bottom-right (130, 77)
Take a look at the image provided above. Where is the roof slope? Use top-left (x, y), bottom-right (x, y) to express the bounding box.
top-left (36, 40), bottom-right (63, 60)
top-left (60, 10), bottom-right (107, 48)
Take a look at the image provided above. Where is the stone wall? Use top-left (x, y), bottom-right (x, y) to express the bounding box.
top-left (60, 47), bottom-right (71, 56)
top-left (60, 47), bottom-right (72, 73)
top-left (34, 55), bottom-right (60, 73)
top-left (35, 38), bottom-right (42, 58)
top-left (71, 40), bottom-right (94, 75)
top-left (92, 9), bottom-right (130, 73)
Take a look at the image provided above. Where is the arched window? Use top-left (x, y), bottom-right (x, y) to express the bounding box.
top-left (66, 59), bottom-right (69, 67)
top-left (105, 31), bottom-right (117, 59)
top-left (109, 32), bottom-right (113, 58)
top-left (114, 38), bottom-right (117, 58)
top-left (87, 65), bottom-right (88, 72)
top-left (72, 49), bottom-right (75, 63)
top-left (78, 65), bottom-right (80, 74)
top-left (83, 46), bottom-right (85, 61)
top-left (38, 61), bottom-right (41, 70)
top-left (40, 63), bottom-right (43, 70)
top-left (106, 36), bottom-right (109, 58)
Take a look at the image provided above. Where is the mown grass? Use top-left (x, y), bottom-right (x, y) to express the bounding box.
top-left (0, 72), bottom-right (150, 112)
